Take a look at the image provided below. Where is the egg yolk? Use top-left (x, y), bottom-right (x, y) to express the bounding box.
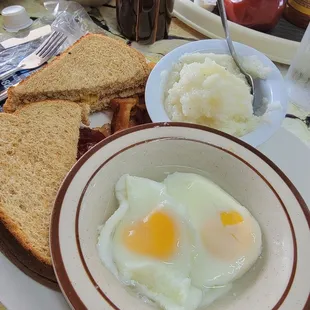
top-left (201, 211), bottom-right (252, 260)
top-left (123, 210), bottom-right (177, 260)
top-left (220, 211), bottom-right (243, 226)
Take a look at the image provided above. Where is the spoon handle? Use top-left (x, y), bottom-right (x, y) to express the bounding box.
top-left (217, 0), bottom-right (255, 96)
top-left (217, 0), bottom-right (243, 71)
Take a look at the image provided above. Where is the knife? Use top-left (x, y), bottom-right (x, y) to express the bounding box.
top-left (0, 25), bottom-right (52, 49)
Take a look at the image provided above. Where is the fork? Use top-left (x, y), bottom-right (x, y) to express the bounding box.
top-left (0, 31), bottom-right (67, 81)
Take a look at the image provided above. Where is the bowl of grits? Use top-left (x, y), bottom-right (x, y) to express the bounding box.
top-left (145, 39), bottom-right (288, 147)
top-left (50, 123), bottom-right (310, 310)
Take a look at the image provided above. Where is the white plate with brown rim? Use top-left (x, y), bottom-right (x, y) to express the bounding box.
top-left (50, 123), bottom-right (310, 310)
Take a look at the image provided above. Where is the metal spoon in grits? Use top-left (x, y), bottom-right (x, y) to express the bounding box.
top-left (217, 0), bottom-right (259, 114)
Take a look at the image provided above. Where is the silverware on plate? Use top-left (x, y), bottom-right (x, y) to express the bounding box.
top-left (0, 30), bottom-right (67, 81)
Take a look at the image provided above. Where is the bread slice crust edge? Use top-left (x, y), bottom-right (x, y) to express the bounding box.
top-left (3, 33), bottom-right (151, 116)
top-left (0, 100), bottom-right (81, 287)
top-left (0, 218), bottom-right (58, 288)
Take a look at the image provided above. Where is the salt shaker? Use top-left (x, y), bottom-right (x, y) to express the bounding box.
top-left (285, 23), bottom-right (310, 111)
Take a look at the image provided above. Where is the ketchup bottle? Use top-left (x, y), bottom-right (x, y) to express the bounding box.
top-left (224, 0), bottom-right (286, 32)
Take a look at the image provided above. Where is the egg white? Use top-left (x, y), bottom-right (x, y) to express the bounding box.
top-left (164, 172), bottom-right (262, 287)
top-left (98, 175), bottom-right (202, 310)
top-left (98, 173), bottom-right (262, 310)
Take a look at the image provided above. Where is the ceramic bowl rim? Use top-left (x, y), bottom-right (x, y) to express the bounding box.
top-left (50, 122), bottom-right (310, 310)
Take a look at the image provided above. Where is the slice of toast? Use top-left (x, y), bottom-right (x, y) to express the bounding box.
top-left (4, 34), bottom-right (150, 124)
top-left (0, 100), bottom-right (81, 285)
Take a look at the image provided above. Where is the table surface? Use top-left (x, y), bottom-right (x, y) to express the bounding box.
top-left (0, 0), bottom-right (310, 309)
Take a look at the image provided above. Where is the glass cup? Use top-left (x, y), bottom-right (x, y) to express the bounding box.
top-left (285, 23), bottom-right (310, 111)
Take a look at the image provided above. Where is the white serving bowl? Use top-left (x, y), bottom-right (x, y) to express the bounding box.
top-left (50, 123), bottom-right (309, 310)
top-left (145, 39), bottom-right (288, 147)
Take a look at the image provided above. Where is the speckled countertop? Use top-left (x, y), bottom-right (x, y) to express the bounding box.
top-left (0, 0), bottom-right (309, 308)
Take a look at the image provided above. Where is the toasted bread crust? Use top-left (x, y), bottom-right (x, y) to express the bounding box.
top-left (0, 100), bottom-right (81, 286)
top-left (0, 209), bottom-right (52, 265)
top-left (3, 33), bottom-right (150, 116)
top-left (0, 217), bottom-right (58, 288)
